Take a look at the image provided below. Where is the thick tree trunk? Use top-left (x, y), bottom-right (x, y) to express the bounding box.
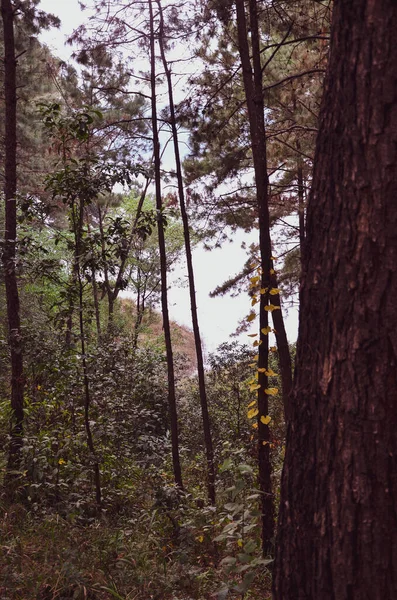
top-left (157, 0), bottom-right (216, 505)
top-left (149, 0), bottom-right (183, 490)
top-left (273, 2), bottom-right (397, 598)
top-left (2, 0), bottom-right (25, 482)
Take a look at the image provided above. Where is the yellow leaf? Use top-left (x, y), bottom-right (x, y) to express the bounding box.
top-left (258, 368), bottom-right (278, 376)
top-left (266, 368), bottom-right (278, 377)
top-left (247, 408), bottom-right (259, 419)
top-left (237, 539), bottom-right (243, 547)
top-left (58, 458), bottom-right (66, 465)
top-left (264, 304), bottom-right (281, 312)
top-left (253, 340), bottom-right (262, 347)
top-left (249, 384), bottom-right (261, 392)
top-left (37, 385), bottom-right (42, 390)
top-left (249, 362), bottom-right (257, 368)
top-left (261, 326), bottom-right (272, 335)
top-left (269, 288), bottom-right (280, 295)
top-left (197, 535), bottom-right (204, 543)
top-left (265, 387), bottom-right (279, 396)
top-left (262, 441), bottom-right (270, 446)
top-left (253, 354), bottom-right (259, 361)
top-left (252, 422), bottom-right (258, 429)
top-left (270, 268), bottom-right (275, 275)
top-left (251, 297), bottom-right (258, 306)
top-left (250, 275), bottom-right (260, 284)
top-left (247, 312), bottom-right (256, 322)
top-left (260, 415), bottom-right (272, 425)
top-left (271, 255), bottom-right (277, 260)
top-left (247, 400), bottom-right (256, 408)
top-left (247, 333), bottom-right (258, 338)
top-left (259, 287), bottom-right (268, 294)
top-left (270, 346), bottom-right (277, 353)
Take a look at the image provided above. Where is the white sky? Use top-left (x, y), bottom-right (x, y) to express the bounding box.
top-left (38, 0), bottom-right (298, 355)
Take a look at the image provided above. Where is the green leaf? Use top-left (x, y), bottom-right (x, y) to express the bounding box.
top-left (216, 585), bottom-right (229, 600)
top-left (243, 540), bottom-right (257, 553)
top-left (237, 464), bottom-right (253, 474)
top-left (220, 458), bottom-right (233, 472)
top-left (235, 571), bottom-right (256, 593)
top-left (237, 553), bottom-right (252, 564)
top-left (221, 556), bottom-right (237, 566)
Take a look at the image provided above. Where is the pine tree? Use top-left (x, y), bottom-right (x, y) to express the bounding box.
top-left (273, 1), bottom-right (397, 597)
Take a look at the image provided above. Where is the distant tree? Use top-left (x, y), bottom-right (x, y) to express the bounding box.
top-left (157, 0), bottom-right (216, 505)
top-left (273, 1), bottom-right (397, 598)
top-left (148, 0), bottom-right (183, 490)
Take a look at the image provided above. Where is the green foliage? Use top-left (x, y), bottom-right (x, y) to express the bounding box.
top-left (214, 450), bottom-right (273, 598)
top-left (0, 1), bottom-right (313, 596)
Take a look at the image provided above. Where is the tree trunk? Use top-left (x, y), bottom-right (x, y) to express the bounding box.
top-left (91, 267), bottom-right (102, 339)
top-left (236, 0), bottom-right (293, 554)
top-left (157, 0), bottom-right (216, 505)
top-left (132, 265), bottom-right (146, 351)
top-left (273, 2), bottom-right (397, 598)
top-left (2, 0), bottom-right (25, 483)
top-left (72, 199), bottom-right (102, 510)
top-left (235, 0), bottom-right (273, 554)
top-left (86, 220), bottom-right (102, 339)
top-left (296, 145), bottom-right (305, 254)
top-left (149, 0), bottom-right (183, 490)
top-left (97, 205), bottom-right (115, 331)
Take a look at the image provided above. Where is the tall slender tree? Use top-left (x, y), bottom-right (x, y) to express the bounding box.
top-left (235, 0), bottom-right (293, 554)
top-left (157, 0), bottom-right (216, 504)
top-left (1, 0), bottom-right (24, 486)
top-left (274, 1), bottom-right (397, 598)
top-left (148, 0), bottom-right (183, 489)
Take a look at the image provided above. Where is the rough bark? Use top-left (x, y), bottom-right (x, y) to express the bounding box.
top-left (2, 0), bottom-right (25, 482)
top-left (149, 0), bottom-right (183, 489)
top-left (273, 1), bottom-right (397, 598)
top-left (157, 0), bottom-right (216, 505)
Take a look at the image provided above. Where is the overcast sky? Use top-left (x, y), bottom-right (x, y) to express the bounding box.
top-left (37, 0), bottom-right (299, 355)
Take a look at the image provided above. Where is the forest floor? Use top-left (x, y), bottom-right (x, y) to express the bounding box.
top-left (0, 504), bottom-right (272, 600)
